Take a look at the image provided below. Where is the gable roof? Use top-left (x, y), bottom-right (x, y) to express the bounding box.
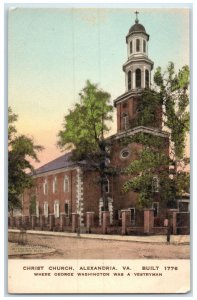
top-left (33, 152), bottom-right (77, 175)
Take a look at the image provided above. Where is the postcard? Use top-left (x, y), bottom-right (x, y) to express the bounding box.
top-left (8, 5), bottom-right (190, 294)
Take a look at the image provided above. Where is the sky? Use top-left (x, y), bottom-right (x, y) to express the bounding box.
top-left (8, 6), bottom-right (190, 168)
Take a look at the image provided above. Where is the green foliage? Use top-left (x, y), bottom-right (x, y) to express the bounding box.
top-left (154, 62), bottom-right (190, 159)
top-left (8, 107), bottom-right (43, 212)
top-left (134, 89), bottom-right (161, 127)
top-left (57, 80), bottom-right (113, 211)
top-left (123, 144), bottom-right (170, 208)
top-left (123, 62), bottom-right (190, 208)
top-left (57, 80), bottom-right (113, 162)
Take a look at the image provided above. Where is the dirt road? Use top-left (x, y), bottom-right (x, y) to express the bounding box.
top-left (9, 234), bottom-right (190, 259)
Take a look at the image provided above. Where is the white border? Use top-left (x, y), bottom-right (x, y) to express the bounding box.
top-left (1, 1), bottom-right (196, 299)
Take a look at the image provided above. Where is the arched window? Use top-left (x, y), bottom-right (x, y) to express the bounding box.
top-left (53, 177), bottom-right (58, 193)
top-left (145, 70), bottom-right (149, 88)
top-left (136, 39), bottom-right (140, 52)
top-left (143, 40), bottom-right (146, 53)
top-left (43, 179), bottom-right (48, 195)
top-left (122, 113), bottom-right (128, 130)
top-left (128, 71), bottom-right (131, 90)
top-left (43, 201), bottom-right (48, 218)
top-left (135, 69), bottom-right (141, 88)
top-left (130, 41), bottom-right (133, 54)
top-left (65, 201), bottom-right (69, 216)
top-left (36, 202), bottom-right (39, 218)
top-left (54, 200), bottom-right (60, 218)
top-left (64, 175), bottom-right (69, 192)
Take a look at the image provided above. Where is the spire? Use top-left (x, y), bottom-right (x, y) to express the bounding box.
top-left (135, 11), bottom-right (139, 24)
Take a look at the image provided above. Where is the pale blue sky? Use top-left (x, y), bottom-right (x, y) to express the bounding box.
top-left (8, 7), bottom-right (190, 167)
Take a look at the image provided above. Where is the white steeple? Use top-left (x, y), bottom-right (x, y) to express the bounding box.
top-left (123, 12), bottom-right (154, 91)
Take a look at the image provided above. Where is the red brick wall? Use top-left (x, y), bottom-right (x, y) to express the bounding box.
top-left (116, 95), bottom-right (162, 132)
top-left (82, 170), bottom-right (101, 224)
top-left (23, 169), bottom-right (78, 217)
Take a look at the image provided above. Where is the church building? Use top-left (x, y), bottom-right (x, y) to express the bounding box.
top-left (21, 13), bottom-right (171, 231)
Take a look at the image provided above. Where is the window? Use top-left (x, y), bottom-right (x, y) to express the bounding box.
top-left (65, 202), bottom-right (69, 216)
top-left (129, 208), bottom-right (136, 225)
top-left (36, 202), bottom-right (39, 218)
top-left (135, 69), bottom-right (141, 88)
top-left (136, 39), bottom-right (140, 52)
top-left (103, 177), bottom-right (109, 194)
top-left (43, 179), bottom-right (48, 195)
top-left (122, 113), bottom-right (128, 130)
top-left (120, 148), bottom-right (130, 159)
top-left (143, 40), bottom-right (146, 53)
top-left (64, 176), bottom-right (69, 192)
top-left (43, 201), bottom-right (48, 218)
top-left (145, 70), bottom-right (149, 88)
top-left (128, 71), bottom-right (131, 90)
top-left (54, 200), bottom-right (60, 218)
top-left (178, 200), bottom-right (190, 212)
top-left (53, 177), bottom-right (58, 193)
top-left (152, 202), bottom-right (159, 217)
top-left (152, 175), bottom-right (159, 192)
top-left (130, 41), bottom-right (133, 54)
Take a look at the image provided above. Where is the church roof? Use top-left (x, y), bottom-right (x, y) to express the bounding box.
top-left (129, 22), bottom-right (146, 34)
top-left (126, 19), bottom-right (149, 41)
top-left (33, 152), bottom-right (78, 175)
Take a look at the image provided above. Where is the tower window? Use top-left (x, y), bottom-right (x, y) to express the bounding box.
top-left (130, 41), bottom-right (133, 54)
top-left (135, 69), bottom-right (141, 88)
top-left (120, 148), bottom-right (130, 159)
top-left (143, 40), bottom-right (146, 53)
top-left (136, 39), bottom-right (140, 52)
top-left (122, 113), bottom-right (128, 130)
top-left (128, 71), bottom-right (131, 90)
top-left (145, 70), bottom-right (149, 88)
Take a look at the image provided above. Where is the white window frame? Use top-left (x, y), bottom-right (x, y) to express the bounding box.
top-left (122, 114), bottom-right (128, 130)
top-left (54, 200), bottom-right (60, 218)
top-left (64, 201), bottom-right (69, 216)
top-left (129, 207), bottom-right (136, 226)
top-left (120, 148), bottom-right (130, 159)
top-left (43, 179), bottom-right (48, 195)
top-left (53, 176), bottom-right (58, 193)
top-left (64, 175), bottom-right (69, 193)
top-left (36, 201), bottom-right (39, 218)
top-left (143, 39), bottom-right (146, 53)
top-left (43, 201), bottom-right (48, 218)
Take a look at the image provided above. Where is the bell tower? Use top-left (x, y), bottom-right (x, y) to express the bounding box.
top-left (114, 12), bottom-right (161, 133)
top-left (124, 11), bottom-right (153, 91)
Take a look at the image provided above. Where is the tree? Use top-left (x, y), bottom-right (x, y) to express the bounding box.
top-left (123, 62), bottom-right (190, 209)
top-left (8, 107), bottom-right (43, 214)
top-left (123, 132), bottom-right (172, 209)
top-left (58, 80), bottom-right (113, 211)
top-left (154, 62), bottom-right (190, 199)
